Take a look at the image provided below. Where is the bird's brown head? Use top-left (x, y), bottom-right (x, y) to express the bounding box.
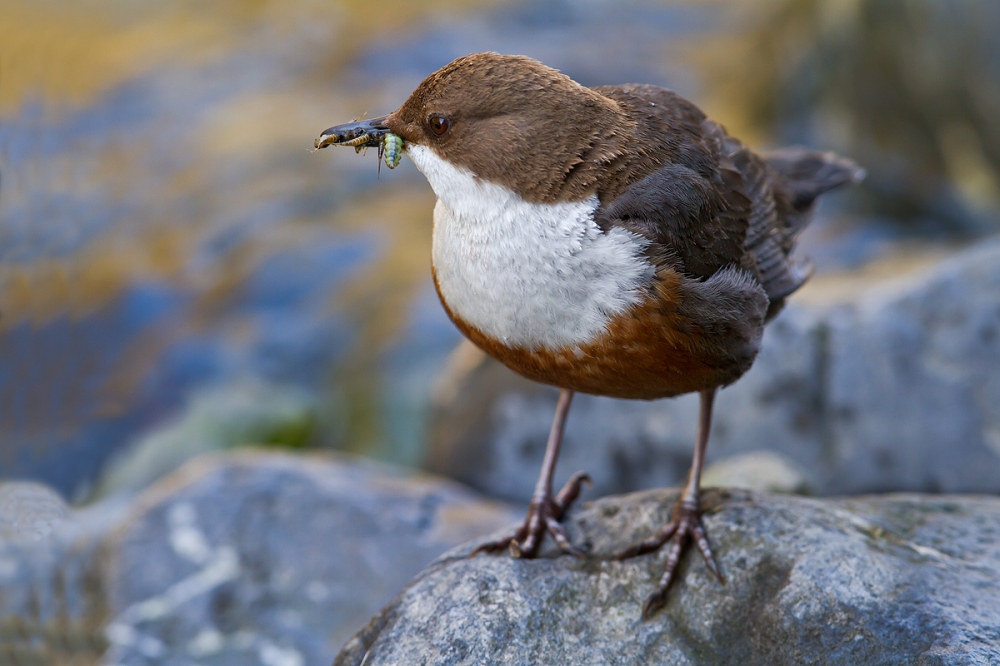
top-left (318, 53), bottom-right (631, 203)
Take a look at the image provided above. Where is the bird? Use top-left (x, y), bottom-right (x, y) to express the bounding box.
top-left (314, 52), bottom-right (864, 617)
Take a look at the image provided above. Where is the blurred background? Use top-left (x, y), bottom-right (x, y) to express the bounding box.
top-left (3, 0), bottom-right (1000, 663)
top-left (1, 0), bottom-right (999, 503)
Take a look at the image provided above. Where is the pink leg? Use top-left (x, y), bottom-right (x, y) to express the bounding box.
top-left (472, 389), bottom-right (591, 558)
top-left (617, 389), bottom-right (723, 617)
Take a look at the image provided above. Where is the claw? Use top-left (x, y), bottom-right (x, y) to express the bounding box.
top-left (470, 472), bottom-right (590, 559)
top-left (619, 495), bottom-right (723, 617)
top-left (641, 589), bottom-right (667, 619)
top-left (471, 524), bottom-right (524, 557)
top-left (692, 522), bottom-right (724, 583)
top-left (545, 516), bottom-right (585, 558)
top-left (615, 520), bottom-right (679, 560)
top-left (516, 525), bottom-right (541, 558)
top-left (554, 471), bottom-right (591, 516)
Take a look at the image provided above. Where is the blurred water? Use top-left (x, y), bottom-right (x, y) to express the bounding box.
top-left (0, 0), bottom-right (415, 497)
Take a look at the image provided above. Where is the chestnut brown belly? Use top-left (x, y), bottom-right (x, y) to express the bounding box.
top-left (433, 272), bottom-right (756, 400)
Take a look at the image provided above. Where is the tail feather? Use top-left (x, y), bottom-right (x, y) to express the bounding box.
top-left (763, 147), bottom-right (866, 212)
top-left (721, 138), bottom-right (862, 320)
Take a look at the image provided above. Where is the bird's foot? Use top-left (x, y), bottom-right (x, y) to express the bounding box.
top-left (616, 495), bottom-right (723, 618)
top-left (471, 471), bottom-right (591, 559)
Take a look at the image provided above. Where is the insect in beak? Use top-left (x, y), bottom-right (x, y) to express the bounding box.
top-left (314, 114), bottom-right (404, 173)
top-left (314, 115), bottom-right (389, 151)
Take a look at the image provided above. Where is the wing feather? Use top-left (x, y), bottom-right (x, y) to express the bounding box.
top-left (589, 85), bottom-right (859, 314)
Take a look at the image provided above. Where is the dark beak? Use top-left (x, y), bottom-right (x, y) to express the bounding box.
top-left (314, 115), bottom-right (390, 150)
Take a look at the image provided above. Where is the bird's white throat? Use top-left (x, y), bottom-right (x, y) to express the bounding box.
top-left (406, 144), bottom-right (653, 350)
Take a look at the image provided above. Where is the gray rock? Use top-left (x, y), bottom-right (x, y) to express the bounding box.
top-left (825, 240), bottom-right (1000, 494)
top-left (426, 239), bottom-right (1000, 502)
top-left (336, 489), bottom-right (1000, 666)
top-left (0, 482), bottom-right (129, 664)
top-left (701, 451), bottom-right (812, 495)
top-left (0, 482), bottom-right (70, 544)
top-left (101, 452), bottom-right (518, 666)
top-left (0, 452), bottom-right (517, 666)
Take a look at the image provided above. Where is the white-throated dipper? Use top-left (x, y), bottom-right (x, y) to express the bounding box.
top-left (315, 52), bottom-right (863, 617)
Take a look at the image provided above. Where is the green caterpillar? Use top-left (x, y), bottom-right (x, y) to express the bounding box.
top-left (380, 132), bottom-right (404, 170)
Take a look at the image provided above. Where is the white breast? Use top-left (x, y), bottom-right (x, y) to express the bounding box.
top-left (407, 144), bottom-right (653, 351)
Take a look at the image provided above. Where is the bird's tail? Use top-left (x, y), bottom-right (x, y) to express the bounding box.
top-left (763, 147), bottom-right (866, 213)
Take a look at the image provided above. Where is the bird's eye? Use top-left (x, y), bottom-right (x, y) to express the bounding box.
top-left (429, 115), bottom-right (450, 136)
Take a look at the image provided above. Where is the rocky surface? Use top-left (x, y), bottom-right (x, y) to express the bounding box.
top-left (426, 239), bottom-right (1000, 502)
top-left (0, 452), bottom-right (517, 666)
top-left (336, 489), bottom-right (1000, 666)
top-left (0, 483), bottom-right (129, 665)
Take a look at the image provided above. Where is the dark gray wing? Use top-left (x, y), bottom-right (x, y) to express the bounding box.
top-left (590, 85), bottom-right (861, 312)
top-left (591, 85), bottom-right (752, 280)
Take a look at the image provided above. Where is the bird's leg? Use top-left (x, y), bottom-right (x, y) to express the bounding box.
top-left (617, 388), bottom-right (723, 617)
top-left (472, 389), bottom-right (591, 559)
